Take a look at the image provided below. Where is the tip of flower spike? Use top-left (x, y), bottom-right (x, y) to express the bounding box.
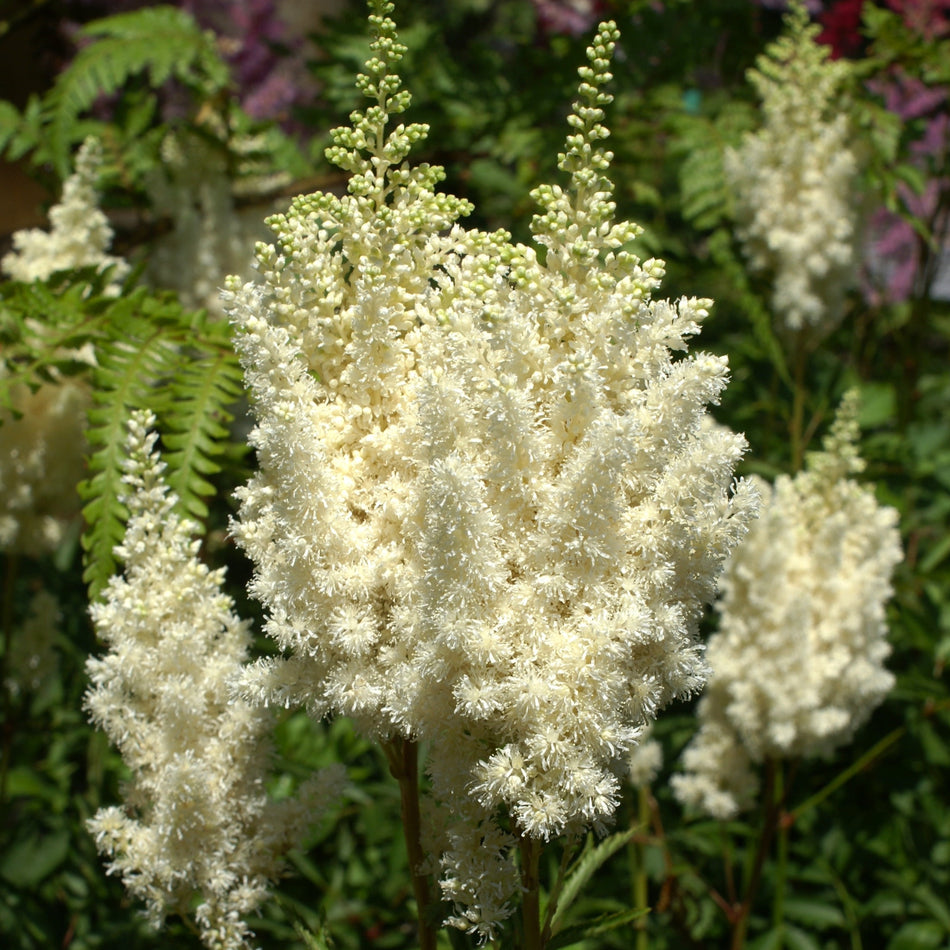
top-left (805, 389), bottom-right (866, 483)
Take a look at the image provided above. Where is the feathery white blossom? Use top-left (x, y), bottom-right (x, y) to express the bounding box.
top-left (226, 6), bottom-right (755, 937)
top-left (627, 725), bottom-right (663, 789)
top-left (672, 392), bottom-right (902, 819)
top-left (725, 3), bottom-right (860, 339)
top-left (145, 132), bottom-right (265, 314)
top-left (0, 371), bottom-right (89, 555)
top-left (2, 138), bottom-right (128, 289)
top-left (85, 411), bottom-right (344, 950)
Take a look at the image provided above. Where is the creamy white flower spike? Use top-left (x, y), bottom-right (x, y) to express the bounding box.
top-left (672, 392), bottom-right (902, 819)
top-left (0, 371), bottom-right (89, 555)
top-left (85, 411), bottom-right (344, 950)
top-left (2, 138), bottom-right (128, 290)
top-left (226, 4), bottom-right (755, 937)
top-left (627, 725), bottom-right (663, 789)
top-left (145, 132), bottom-right (265, 314)
top-left (725, 3), bottom-right (860, 340)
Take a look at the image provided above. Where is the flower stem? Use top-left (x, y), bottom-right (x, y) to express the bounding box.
top-left (519, 834), bottom-right (543, 950)
top-left (0, 553), bottom-right (19, 806)
top-left (772, 762), bottom-right (788, 931)
top-left (382, 736), bottom-right (437, 950)
top-left (790, 339), bottom-right (807, 472)
top-left (634, 786), bottom-right (650, 950)
top-left (730, 758), bottom-right (781, 950)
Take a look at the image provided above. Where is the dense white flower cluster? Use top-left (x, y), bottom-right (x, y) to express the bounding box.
top-left (627, 725), bottom-right (663, 789)
top-left (85, 411), bottom-right (344, 950)
top-left (724, 3), bottom-right (860, 339)
top-left (672, 392), bottom-right (902, 819)
top-left (0, 371), bottom-right (89, 555)
top-left (145, 132), bottom-right (265, 314)
top-left (226, 7), bottom-right (756, 937)
top-left (1, 138), bottom-right (128, 289)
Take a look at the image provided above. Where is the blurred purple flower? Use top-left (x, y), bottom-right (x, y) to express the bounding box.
top-left (532, 0), bottom-right (608, 36)
top-left (886, 0), bottom-right (950, 39)
top-left (756, 0), bottom-right (825, 11)
top-left (65, 0), bottom-right (312, 126)
top-left (863, 72), bottom-right (949, 302)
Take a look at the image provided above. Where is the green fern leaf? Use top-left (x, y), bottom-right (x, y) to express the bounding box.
top-left (670, 100), bottom-right (756, 231)
top-left (0, 100), bottom-right (21, 157)
top-left (161, 330), bottom-right (245, 523)
top-left (78, 296), bottom-right (246, 599)
top-left (547, 907), bottom-right (649, 950)
top-left (548, 826), bottom-right (640, 933)
top-left (78, 297), bottom-right (181, 599)
top-left (45, 5), bottom-right (230, 177)
top-left (707, 228), bottom-right (791, 384)
top-left (0, 276), bottom-right (114, 412)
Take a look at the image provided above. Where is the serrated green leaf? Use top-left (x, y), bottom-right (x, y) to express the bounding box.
top-left (547, 907), bottom-right (649, 950)
top-left (550, 825), bottom-right (640, 930)
top-left (45, 5), bottom-right (230, 177)
top-left (79, 316), bottom-right (181, 599)
top-left (0, 98), bottom-right (21, 155)
top-left (161, 341), bottom-right (244, 524)
top-left (784, 897), bottom-right (846, 930)
top-left (783, 923), bottom-right (823, 950)
top-left (887, 920), bottom-right (947, 950)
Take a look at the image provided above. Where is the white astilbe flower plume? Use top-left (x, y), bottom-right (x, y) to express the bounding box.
top-left (672, 391), bottom-right (902, 820)
top-left (2, 137), bottom-right (128, 290)
top-left (226, 5), bottom-right (756, 938)
top-left (85, 411), bottom-right (344, 950)
top-left (0, 369), bottom-right (89, 555)
top-left (145, 131), bottom-right (264, 314)
top-left (725, 2), bottom-right (860, 341)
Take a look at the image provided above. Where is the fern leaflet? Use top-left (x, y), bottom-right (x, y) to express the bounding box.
top-left (45, 5), bottom-right (231, 177)
top-left (161, 325), bottom-right (246, 523)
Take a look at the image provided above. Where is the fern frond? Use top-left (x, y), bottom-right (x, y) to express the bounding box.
top-left (45, 5), bottom-right (231, 177)
top-left (78, 299), bottom-right (182, 599)
top-left (161, 329), bottom-right (245, 523)
top-left (0, 100), bottom-right (21, 157)
top-left (670, 100), bottom-right (756, 231)
top-left (0, 275), bottom-right (115, 412)
top-left (548, 827), bottom-right (640, 933)
top-left (707, 227), bottom-right (791, 384)
top-left (77, 297), bottom-right (245, 599)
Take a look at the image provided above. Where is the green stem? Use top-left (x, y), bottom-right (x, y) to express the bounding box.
top-left (634, 786), bottom-right (650, 950)
top-left (382, 736), bottom-right (437, 950)
top-left (0, 554), bottom-right (19, 806)
top-left (790, 726), bottom-right (905, 820)
top-left (519, 834), bottom-right (543, 950)
top-left (772, 762), bottom-right (788, 931)
top-left (790, 339), bottom-right (807, 472)
top-left (541, 834), bottom-right (579, 945)
top-left (730, 758), bottom-right (781, 950)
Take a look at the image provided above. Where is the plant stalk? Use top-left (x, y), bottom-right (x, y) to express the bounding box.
top-left (0, 554), bottom-right (19, 806)
top-left (729, 758), bottom-right (781, 950)
top-left (383, 736), bottom-right (437, 950)
top-left (519, 833), bottom-right (543, 950)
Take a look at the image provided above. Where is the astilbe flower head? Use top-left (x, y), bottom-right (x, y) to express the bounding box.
top-left (2, 138), bottom-right (128, 290)
top-left (225, 3), bottom-right (756, 937)
top-left (85, 411), bottom-right (344, 950)
top-left (672, 391), bottom-right (902, 820)
top-left (725, 2), bottom-right (861, 342)
top-left (0, 370), bottom-right (90, 556)
top-left (144, 130), bottom-right (267, 314)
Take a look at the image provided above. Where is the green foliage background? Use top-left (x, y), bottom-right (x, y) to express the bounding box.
top-left (1, 1), bottom-right (948, 948)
